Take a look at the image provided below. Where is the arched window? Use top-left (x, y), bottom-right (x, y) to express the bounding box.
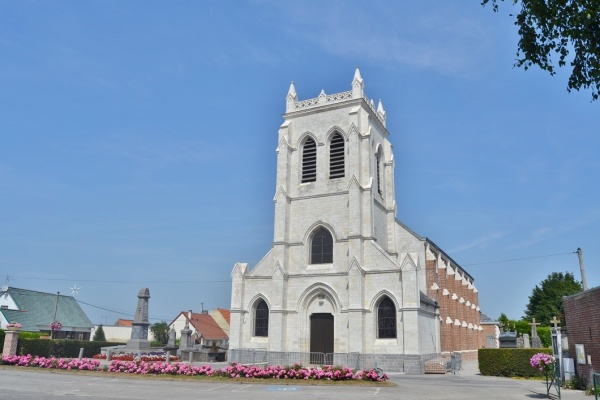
top-left (329, 133), bottom-right (345, 179)
top-left (376, 149), bottom-right (382, 195)
top-left (377, 297), bottom-right (396, 338)
top-left (302, 138), bottom-right (317, 183)
top-left (310, 227), bottom-right (333, 264)
top-left (254, 299), bottom-right (269, 337)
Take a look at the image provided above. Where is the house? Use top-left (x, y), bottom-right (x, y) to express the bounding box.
top-left (209, 308), bottom-right (230, 337)
top-left (169, 310), bottom-right (228, 349)
top-left (0, 286), bottom-right (93, 340)
top-left (90, 318), bottom-right (155, 343)
top-left (230, 69), bottom-right (483, 372)
top-left (563, 286), bottom-right (600, 383)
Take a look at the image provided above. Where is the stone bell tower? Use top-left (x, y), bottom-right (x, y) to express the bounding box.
top-left (231, 69), bottom-right (438, 372)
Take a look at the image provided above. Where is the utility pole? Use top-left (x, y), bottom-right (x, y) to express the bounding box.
top-left (52, 291), bottom-right (60, 339)
top-left (576, 248), bottom-right (588, 291)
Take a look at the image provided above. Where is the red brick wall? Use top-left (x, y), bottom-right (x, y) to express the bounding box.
top-left (425, 250), bottom-right (483, 355)
top-left (563, 287), bottom-right (600, 382)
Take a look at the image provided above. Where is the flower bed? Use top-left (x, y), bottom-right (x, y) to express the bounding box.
top-left (108, 360), bottom-right (213, 376)
top-left (2, 354), bottom-right (100, 370)
top-left (2, 355), bottom-right (388, 382)
top-left (110, 361), bottom-right (387, 381)
top-left (93, 353), bottom-right (180, 362)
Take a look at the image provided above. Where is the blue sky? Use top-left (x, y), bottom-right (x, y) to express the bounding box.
top-left (1, 1), bottom-right (598, 326)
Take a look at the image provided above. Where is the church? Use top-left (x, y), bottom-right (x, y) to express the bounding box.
top-left (230, 69), bottom-right (482, 372)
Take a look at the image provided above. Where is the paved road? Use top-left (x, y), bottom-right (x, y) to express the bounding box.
top-left (0, 364), bottom-right (588, 400)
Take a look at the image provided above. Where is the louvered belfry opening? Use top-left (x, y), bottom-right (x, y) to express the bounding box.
top-left (302, 138), bottom-right (317, 183)
top-left (329, 133), bottom-right (345, 179)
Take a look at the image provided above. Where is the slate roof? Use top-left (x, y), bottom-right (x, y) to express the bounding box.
top-left (0, 309), bottom-right (38, 332)
top-left (480, 313), bottom-right (499, 324)
top-left (0, 287), bottom-right (93, 332)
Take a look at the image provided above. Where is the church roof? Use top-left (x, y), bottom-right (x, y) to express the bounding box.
top-left (0, 287), bottom-right (93, 331)
top-left (420, 291), bottom-right (438, 307)
top-left (395, 217), bottom-right (475, 283)
top-left (425, 237), bottom-right (474, 282)
top-left (480, 313), bottom-right (499, 324)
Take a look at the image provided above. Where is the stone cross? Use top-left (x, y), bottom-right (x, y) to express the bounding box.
top-left (529, 318), bottom-right (540, 337)
top-left (550, 316), bottom-right (561, 331)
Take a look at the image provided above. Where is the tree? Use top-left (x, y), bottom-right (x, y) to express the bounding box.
top-left (482, 0), bottom-right (600, 101)
top-left (150, 322), bottom-right (169, 345)
top-left (498, 312), bottom-right (511, 328)
top-left (523, 272), bottom-right (582, 325)
top-left (93, 325), bottom-right (106, 342)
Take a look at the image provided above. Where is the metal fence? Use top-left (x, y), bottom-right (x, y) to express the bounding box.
top-left (419, 352), bottom-right (462, 374)
top-left (229, 349), bottom-right (362, 369)
top-left (230, 349), bottom-right (462, 374)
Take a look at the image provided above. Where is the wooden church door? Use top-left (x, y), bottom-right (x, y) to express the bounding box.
top-left (310, 313), bottom-right (334, 364)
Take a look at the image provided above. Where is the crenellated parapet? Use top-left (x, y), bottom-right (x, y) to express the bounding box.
top-left (285, 68), bottom-right (386, 127)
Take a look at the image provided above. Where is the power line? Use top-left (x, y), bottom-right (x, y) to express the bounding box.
top-left (76, 299), bottom-right (172, 322)
top-left (462, 251), bottom-right (576, 267)
top-left (5, 275), bottom-right (230, 285)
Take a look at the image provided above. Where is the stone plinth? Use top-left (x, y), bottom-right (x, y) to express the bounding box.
top-left (2, 331), bottom-right (19, 356)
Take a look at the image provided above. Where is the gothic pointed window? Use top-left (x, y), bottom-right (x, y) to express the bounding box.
top-left (310, 227), bottom-right (333, 264)
top-left (254, 299), bottom-right (269, 337)
top-left (376, 149), bottom-right (382, 195)
top-left (377, 296), bottom-right (396, 338)
top-left (329, 133), bottom-right (345, 179)
top-left (302, 138), bottom-right (317, 183)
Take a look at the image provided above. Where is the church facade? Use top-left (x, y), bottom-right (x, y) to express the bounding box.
top-left (230, 69), bottom-right (482, 371)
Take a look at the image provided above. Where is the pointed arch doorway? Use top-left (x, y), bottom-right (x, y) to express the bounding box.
top-left (310, 313), bottom-right (334, 364)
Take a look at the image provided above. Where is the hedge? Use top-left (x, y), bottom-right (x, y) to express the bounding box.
top-left (16, 339), bottom-right (125, 358)
top-left (0, 330), bottom-right (44, 348)
top-left (478, 348), bottom-right (553, 378)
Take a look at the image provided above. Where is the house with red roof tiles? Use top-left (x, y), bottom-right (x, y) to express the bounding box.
top-left (169, 310), bottom-right (228, 349)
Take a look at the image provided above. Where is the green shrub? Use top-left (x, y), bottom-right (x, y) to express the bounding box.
top-left (18, 339), bottom-right (125, 358)
top-left (92, 325), bottom-right (106, 342)
top-left (478, 348), bottom-right (553, 377)
top-left (537, 327), bottom-right (551, 348)
top-left (563, 375), bottom-right (586, 390)
top-left (18, 331), bottom-right (44, 339)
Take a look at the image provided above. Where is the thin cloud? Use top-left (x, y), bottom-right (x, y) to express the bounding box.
top-left (95, 135), bottom-right (217, 167)
top-left (450, 231), bottom-right (507, 253)
top-left (271, 2), bottom-right (493, 77)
